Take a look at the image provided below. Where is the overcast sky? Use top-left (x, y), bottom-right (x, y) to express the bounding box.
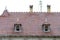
top-left (0, 0), bottom-right (60, 14)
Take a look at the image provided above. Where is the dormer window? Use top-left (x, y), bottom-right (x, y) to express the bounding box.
top-left (14, 24), bottom-right (22, 32)
top-left (42, 24), bottom-right (50, 32)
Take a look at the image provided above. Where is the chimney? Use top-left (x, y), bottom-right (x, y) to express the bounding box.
top-left (29, 5), bottom-right (33, 12)
top-left (47, 5), bottom-right (51, 12)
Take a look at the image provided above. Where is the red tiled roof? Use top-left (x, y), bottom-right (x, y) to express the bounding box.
top-left (0, 10), bottom-right (60, 36)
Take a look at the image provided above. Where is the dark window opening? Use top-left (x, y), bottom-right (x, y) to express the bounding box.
top-left (45, 25), bottom-right (49, 31)
top-left (16, 25), bottom-right (20, 31)
top-left (14, 24), bottom-right (22, 32)
top-left (42, 24), bottom-right (50, 32)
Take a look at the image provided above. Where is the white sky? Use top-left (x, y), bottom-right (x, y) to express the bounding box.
top-left (0, 0), bottom-right (60, 14)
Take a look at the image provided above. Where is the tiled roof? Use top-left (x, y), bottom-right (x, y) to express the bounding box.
top-left (0, 10), bottom-right (60, 36)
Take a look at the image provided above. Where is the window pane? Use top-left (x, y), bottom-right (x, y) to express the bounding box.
top-left (27, 38), bottom-right (39, 40)
top-left (2, 38), bottom-right (9, 40)
top-left (11, 38), bottom-right (24, 40)
top-left (56, 38), bottom-right (60, 40)
top-left (32, 38), bottom-right (39, 40)
top-left (41, 38), bottom-right (53, 40)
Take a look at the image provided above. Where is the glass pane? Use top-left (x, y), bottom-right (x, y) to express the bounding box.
top-left (27, 38), bottom-right (39, 40)
top-left (56, 38), bottom-right (60, 40)
top-left (2, 38), bottom-right (9, 40)
top-left (11, 38), bottom-right (24, 40)
top-left (41, 38), bottom-right (53, 40)
top-left (27, 38), bottom-right (32, 40)
top-left (32, 38), bottom-right (39, 40)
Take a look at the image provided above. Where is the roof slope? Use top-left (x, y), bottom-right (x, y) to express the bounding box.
top-left (0, 11), bottom-right (60, 36)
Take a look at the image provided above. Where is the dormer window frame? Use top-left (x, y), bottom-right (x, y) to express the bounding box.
top-left (14, 24), bottom-right (22, 32)
top-left (42, 24), bottom-right (50, 32)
